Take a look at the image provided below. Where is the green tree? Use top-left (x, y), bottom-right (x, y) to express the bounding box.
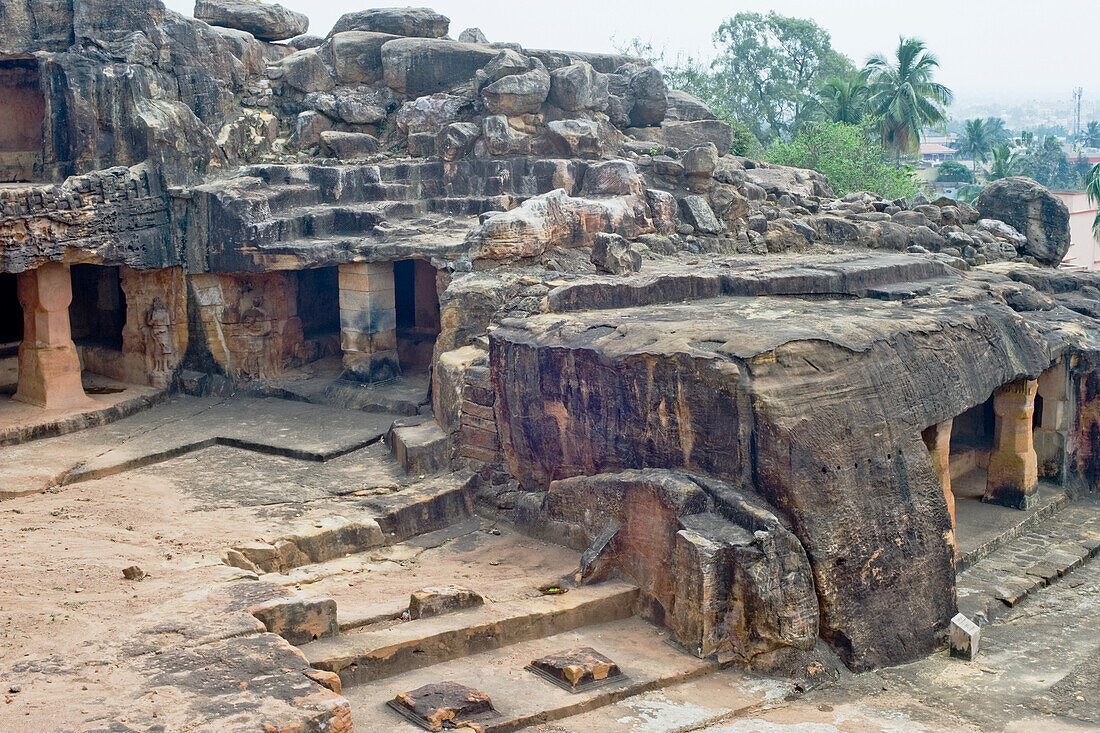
top-left (936, 160), bottom-right (974, 183)
top-left (864, 37), bottom-right (953, 161)
top-left (1085, 121), bottom-right (1100, 148)
top-left (958, 118), bottom-right (993, 173)
top-left (986, 143), bottom-right (1022, 181)
top-left (815, 71), bottom-right (870, 124)
top-left (707, 12), bottom-right (854, 140)
top-left (765, 118), bottom-right (919, 198)
top-left (1018, 136), bottom-right (1084, 189)
top-left (1087, 163), bottom-right (1100, 235)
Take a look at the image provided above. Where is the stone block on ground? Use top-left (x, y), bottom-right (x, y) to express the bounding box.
top-left (389, 681), bottom-right (496, 731)
top-left (391, 419), bottom-right (449, 475)
top-left (250, 597), bottom-right (339, 645)
top-left (527, 646), bottom-right (623, 691)
top-left (949, 613), bottom-right (980, 660)
top-left (408, 585), bottom-right (485, 619)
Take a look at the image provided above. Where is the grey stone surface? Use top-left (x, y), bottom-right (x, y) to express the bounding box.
top-left (194, 0), bottom-right (308, 41)
top-left (330, 7), bottom-right (449, 38)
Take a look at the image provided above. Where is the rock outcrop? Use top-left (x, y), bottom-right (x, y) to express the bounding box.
top-left (194, 0), bottom-right (308, 41)
top-left (977, 177), bottom-right (1072, 266)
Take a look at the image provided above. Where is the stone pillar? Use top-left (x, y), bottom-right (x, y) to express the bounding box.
top-left (921, 418), bottom-right (955, 541)
top-left (984, 379), bottom-right (1039, 510)
top-left (1035, 361), bottom-right (1069, 479)
top-left (14, 262), bottom-right (91, 409)
top-left (338, 262), bottom-right (400, 383)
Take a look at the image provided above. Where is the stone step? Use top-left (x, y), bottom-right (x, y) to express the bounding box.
top-left (300, 580), bottom-right (640, 689)
top-left (390, 418), bottom-right (449, 475)
top-left (956, 497), bottom-right (1100, 626)
top-left (340, 616), bottom-right (713, 732)
top-left (359, 471), bottom-right (476, 542)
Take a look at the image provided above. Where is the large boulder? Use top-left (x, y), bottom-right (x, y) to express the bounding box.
top-left (319, 131), bottom-right (380, 159)
top-left (548, 62), bottom-right (608, 112)
top-left (330, 7), bottom-right (449, 38)
top-left (325, 31), bottom-right (399, 85)
top-left (194, 0), bottom-right (308, 42)
top-left (976, 177), bottom-right (1071, 266)
top-left (268, 48), bottom-right (334, 94)
top-left (303, 87), bottom-right (394, 125)
top-left (630, 120), bottom-right (733, 154)
top-left (627, 65), bottom-right (667, 126)
top-left (666, 90), bottom-right (717, 122)
top-left (481, 66), bottom-right (550, 116)
top-left (546, 119), bottom-right (601, 158)
top-left (381, 38), bottom-right (498, 96)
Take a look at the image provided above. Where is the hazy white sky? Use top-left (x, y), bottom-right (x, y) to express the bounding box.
top-left (162, 0), bottom-right (1098, 102)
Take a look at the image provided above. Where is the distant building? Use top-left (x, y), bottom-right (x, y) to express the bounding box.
top-left (1055, 191), bottom-right (1100, 270)
top-left (920, 143), bottom-right (956, 164)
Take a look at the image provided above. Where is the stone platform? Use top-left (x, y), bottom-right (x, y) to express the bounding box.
top-left (0, 394), bottom-right (402, 499)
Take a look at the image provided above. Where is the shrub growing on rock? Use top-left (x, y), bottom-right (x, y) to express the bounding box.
top-left (766, 119), bottom-right (919, 199)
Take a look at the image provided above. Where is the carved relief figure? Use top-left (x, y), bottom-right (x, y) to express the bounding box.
top-left (145, 296), bottom-right (174, 375)
top-left (240, 290), bottom-right (274, 378)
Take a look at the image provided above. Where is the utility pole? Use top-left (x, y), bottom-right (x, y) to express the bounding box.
top-left (1072, 87), bottom-right (1083, 144)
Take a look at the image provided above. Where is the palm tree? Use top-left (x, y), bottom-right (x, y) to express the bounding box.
top-left (985, 117), bottom-right (1010, 143)
top-left (1087, 163), bottom-right (1099, 236)
top-left (958, 118), bottom-right (993, 174)
top-left (1086, 121), bottom-right (1100, 149)
top-left (987, 143), bottom-right (1021, 181)
top-left (816, 72), bottom-right (870, 125)
top-left (864, 37), bottom-right (953, 162)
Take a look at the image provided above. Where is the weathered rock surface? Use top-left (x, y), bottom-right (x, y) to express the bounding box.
top-left (977, 177), bottom-right (1071, 266)
top-left (330, 7), bottom-right (449, 38)
top-left (591, 233), bottom-right (642, 274)
top-left (325, 30), bottom-right (399, 84)
top-left (481, 65), bottom-right (551, 116)
top-left (382, 38), bottom-right (498, 96)
top-left (548, 62), bottom-right (608, 112)
top-left (528, 469), bottom-right (818, 661)
top-left (194, 0), bottom-right (308, 42)
top-left (488, 254), bottom-right (1094, 670)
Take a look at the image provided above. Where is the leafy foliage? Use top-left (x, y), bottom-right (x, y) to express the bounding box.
top-left (865, 37), bottom-right (952, 160)
top-left (1015, 136), bottom-right (1091, 190)
top-left (765, 119), bottom-right (919, 199)
top-left (728, 120), bottom-right (766, 159)
top-left (616, 12), bottom-right (852, 146)
top-left (936, 160), bottom-right (974, 183)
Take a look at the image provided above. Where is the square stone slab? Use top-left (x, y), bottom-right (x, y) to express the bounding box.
top-left (387, 681), bottom-right (497, 731)
top-left (526, 646), bottom-right (626, 693)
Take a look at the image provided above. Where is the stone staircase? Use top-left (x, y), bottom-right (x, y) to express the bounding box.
top-left (193, 158), bottom-right (582, 270)
top-left (956, 495), bottom-right (1100, 626)
top-left (279, 525), bottom-right (721, 733)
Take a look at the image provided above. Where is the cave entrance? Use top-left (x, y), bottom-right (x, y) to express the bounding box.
top-left (0, 57), bottom-right (45, 182)
top-left (0, 272), bottom-right (20, 394)
top-left (70, 265), bottom-right (128, 385)
top-left (948, 395), bottom-right (996, 499)
top-left (394, 258), bottom-right (440, 371)
top-left (296, 266), bottom-right (341, 364)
